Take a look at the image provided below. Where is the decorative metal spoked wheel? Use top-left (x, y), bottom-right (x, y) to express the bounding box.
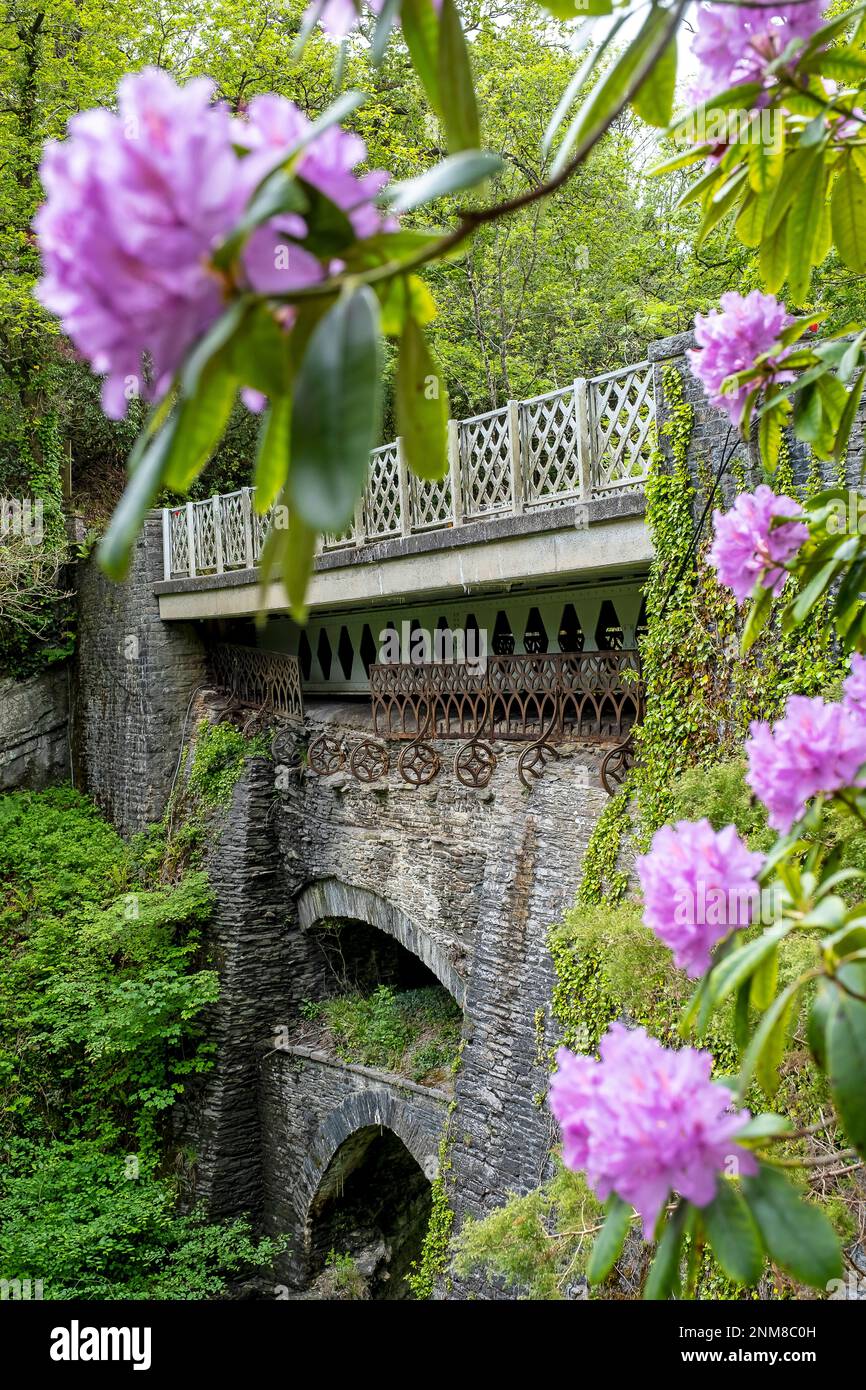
top-left (307, 733), bottom-right (345, 776)
top-left (270, 725), bottom-right (302, 767)
top-left (398, 741), bottom-right (441, 786)
top-left (453, 739), bottom-right (496, 789)
top-left (600, 733), bottom-right (635, 795)
top-left (349, 738), bottom-right (390, 783)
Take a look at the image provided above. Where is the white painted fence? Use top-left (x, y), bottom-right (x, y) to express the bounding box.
top-left (162, 360), bottom-right (654, 580)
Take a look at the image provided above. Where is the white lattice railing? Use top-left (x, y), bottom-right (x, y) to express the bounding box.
top-left (161, 362), bottom-right (655, 579)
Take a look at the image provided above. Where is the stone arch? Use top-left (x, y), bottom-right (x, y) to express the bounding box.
top-left (298, 1088), bottom-right (442, 1221)
top-left (296, 878), bottom-right (465, 1006)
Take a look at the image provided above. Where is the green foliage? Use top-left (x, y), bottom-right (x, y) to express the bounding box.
top-left (324, 1248), bottom-right (366, 1299)
top-left (575, 790), bottom-right (630, 906)
top-left (407, 1089), bottom-right (459, 1300)
top-left (0, 786), bottom-right (276, 1299)
top-left (316, 984), bottom-right (461, 1083)
top-left (0, 1141), bottom-right (278, 1300)
top-left (454, 1161), bottom-right (604, 1299)
top-left (187, 719), bottom-right (270, 807)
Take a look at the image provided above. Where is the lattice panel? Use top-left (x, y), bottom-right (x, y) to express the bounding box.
top-left (589, 363), bottom-right (654, 493)
top-left (370, 652), bottom-right (642, 742)
top-left (168, 510), bottom-right (188, 577)
top-left (220, 492), bottom-right (248, 569)
top-left (252, 505), bottom-right (273, 564)
top-left (459, 408), bottom-right (511, 518)
top-left (410, 472), bottom-right (453, 531)
top-left (210, 644), bottom-right (303, 721)
top-left (364, 443), bottom-right (402, 538)
top-left (322, 521), bottom-right (356, 551)
top-left (192, 501), bottom-right (218, 573)
top-left (520, 388), bottom-right (580, 506)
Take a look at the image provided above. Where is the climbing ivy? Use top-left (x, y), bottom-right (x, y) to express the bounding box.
top-left (407, 1040), bottom-right (465, 1299)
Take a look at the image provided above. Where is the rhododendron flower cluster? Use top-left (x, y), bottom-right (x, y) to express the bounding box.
top-left (690, 2), bottom-right (825, 104)
top-left (746, 694), bottom-right (866, 832)
top-left (689, 291), bottom-right (794, 426)
top-left (549, 1024), bottom-right (757, 1236)
top-left (707, 484), bottom-right (808, 604)
top-left (35, 69), bottom-right (393, 418)
top-left (843, 652), bottom-right (866, 722)
top-left (637, 819), bottom-right (764, 978)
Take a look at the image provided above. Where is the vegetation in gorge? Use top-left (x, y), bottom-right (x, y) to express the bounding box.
top-left (299, 984), bottom-right (462, 1086)
top-left (0, 786), bottom-right (279, 1298)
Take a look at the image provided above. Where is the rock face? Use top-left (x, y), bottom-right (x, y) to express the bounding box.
top-left (0, 666), bottom-right (69, 791)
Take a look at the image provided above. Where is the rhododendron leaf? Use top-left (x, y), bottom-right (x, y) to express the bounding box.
top-left (401, 0), bottom-right (442, 115)
top-left (642, 1203), bottom-right (688, 1300)
top-left (702, 1182), bottom-right (764, 1286)
top-left (707, 921), bottom-right (792, 1010)
top-left (164, 359), bottom-right (239, 492)
top-left (257, 486), bottom-right (316, 623)
top-left (438, 0), bottom-right (480, 152)
top-left (371, 0), bottom-right (401, 64)
top-left (755, 993), bottom-right (795, 1099)
top-left (759, 211), bottom-right (788, 293)
top-left (734, 979), bottom-right (751, 1052)
top-left (99, 418), bottom-right (180, 582)
top-left (697, 169), bottom-right (747, 248)
top-left (667, 82), bottom-right (764, 136)
top-left (552, 2), bottom-right (684, 178)
top-left (232, 307), bottom-right (291, 400)
top-left (181, 298), bottom-right (253, 397)
top-left (736, 191), bottom-right (768, 249)
top-left (630, 28), bottom-right (676, 128)
top-left (758, 407), bottom-right (783, 471)
top-left (650, 145), bottom-right (713, 178)
top-left (385, 151), bottom-right (504, 213)
top-left (253, 398), bottom-right (292, 513)
top-left (289, 285), bottom-right (382, 531)
top-left (542, 24), bottom-right (609, 155)
top-left (748, 120), bottom-right (785, 195)
top-left (396, 313), bottom-right (449, 482)
top-left (738, 976), bottom-right (805, 1099)
top-left (348, 229), bottom-right (446, 269)
top-left (737, 1113), bottom-right (793, 1143)
top-left (750, 944), bottom-right (778, 1013)
top-left (786, 153), bottom-right (828, 303)
top-left (378, 275), bottom-right (437, 336)
top-left (294, 177), bottom-right (356, 258)
top-left (827, 974), bottom-right (866, 1156)
top-left (833, 368), bottom-right (866, 467)
top-left (586, 1194), bottom-right (631, 1285)
top-left (742, 1164), bottom-right (842, 1288)
top-left (742, 583), bottom-right (774, 653)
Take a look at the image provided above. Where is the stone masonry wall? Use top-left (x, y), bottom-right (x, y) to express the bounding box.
top-left (0, 665), bottom-right (69, 791)
top-left (73, 513), bottom-right (207, 835)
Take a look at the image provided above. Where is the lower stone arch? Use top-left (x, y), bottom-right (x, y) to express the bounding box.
top-left (296, 878), bottom-right (465, 1006)
top-left (298, 1088), bottom-right (443, 1220)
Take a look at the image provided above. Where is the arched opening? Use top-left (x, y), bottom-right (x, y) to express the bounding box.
top-left (299, 917), bottom-right (461, 1087)
top-left (307, 1126), bottom-right (432, 1299)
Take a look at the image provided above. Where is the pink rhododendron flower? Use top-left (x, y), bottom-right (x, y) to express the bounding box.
top-left (690, 3), bottom-right (825, 104)
top-left (843, 652), bottom-right (866, 722)
top-left (689, 291), bottom-right (794, 426)
top-left (707, 484), bottom-right (808, 604)
top-left (549, 1024), bottom-right (757, 1236)
top-left (746, 695), bottom-right (866, 831)
top-left (636, 819), bottom-right (764, 978)
top-left (35, 72), bottom-right (393, 418)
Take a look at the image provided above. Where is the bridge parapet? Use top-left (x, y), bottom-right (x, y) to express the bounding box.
top-left (162, 362), bottom-right (654, 581)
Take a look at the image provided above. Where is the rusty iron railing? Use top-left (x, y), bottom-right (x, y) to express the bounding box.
top-left (210, 644), bottom-right (304, 722)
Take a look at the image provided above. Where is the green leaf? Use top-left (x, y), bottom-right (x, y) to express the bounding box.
top-left (253, 397), bottom-right (291, 513)
top-left (385, 150), bottom-right (504, 213)
top-left (742, 583), bottom-right (774, 653)
top-left (786, 150), bottom-right (827, 304)
top-left (231, 306), bottom-right (291, 400)
top-left (738, 976), bottom-right (806, 1098)
top-left (289, 285), bottom-right (382, 532)
top-left (437, 0), bottom-right (480, 152)
top-left (832, 161), bottom-right (866, 274)
top-left (807, 978), bottom-right (835, 1071)
top-left (741, 1164), bottom-right (842, 1289)
top-left (395, 313), bottom-right (449, 482)
top-left (643, 1203), bottom-right (688, 1300)
top-left (758, 405), bottom-right (783, 471)
top-left (737, 1113), bottom-right (793, 1143)
top-left (99, 418), bottom-right (180, 582)
top-left (164, 358), bottom-right (238, 492)
top-left (748, 117), bottom-right (785, 194)
top-left (751, 943), bottom-right (778, 1012)
top-left (759, 213), bottom-right (788, 294)
top-left (707, 922), bottom-right (792, 1010)
top-left (402, 0), bottom-right (442, 114)
top-left (702, 1182), bottom-right (764, 1286)
top-left (827, 980), bottom-right (866, 1155)
top-left (552, 2), bottom-right (683, 177)
top-left (294, 176), bottom-right (356, 258)
top-left (587, 1195), bottom-right (631, 1285)
top-left (630, 27), bottom-right (677, 128)
top-left (257, 487), bottom-right (316, 623)
top-left (371, 0), bottom-right (401, 64)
